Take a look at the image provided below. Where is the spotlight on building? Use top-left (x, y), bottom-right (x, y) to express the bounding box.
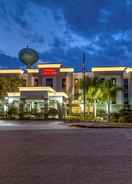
top-left (19, 46), bottom-right (39, 68)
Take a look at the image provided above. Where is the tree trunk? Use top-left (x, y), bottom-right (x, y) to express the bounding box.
top-left (107, 97), bottom-right (111, 122)
top-left (87, 103), bottom-right (90, 115)
top-left (93, 100), bottom-right (97, 119)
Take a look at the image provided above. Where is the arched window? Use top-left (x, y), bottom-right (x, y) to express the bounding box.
top-left (23, 79), bottom-right (27, 86)
top-left (46, 78), bottom-right (53, 87)
top-left (62, 78), bottom-right (66, 90)
top-left (34, 78), bottom-right (39, 86)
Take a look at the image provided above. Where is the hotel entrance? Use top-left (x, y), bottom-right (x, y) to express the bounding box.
top-left (20, 99), bottom-right (61, 119)
top-left (7, 87), bottom-right (68, 120)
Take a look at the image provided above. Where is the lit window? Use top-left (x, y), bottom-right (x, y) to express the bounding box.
top-left (111, 78), bottom-right (116, 85)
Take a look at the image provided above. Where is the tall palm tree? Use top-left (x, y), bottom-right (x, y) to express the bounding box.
top-left (100, 79), bottom-right (122, 122)
top-left (80, 77), bottom-right (102, 118)
top-left (87, 77), bottom-right (102, 118)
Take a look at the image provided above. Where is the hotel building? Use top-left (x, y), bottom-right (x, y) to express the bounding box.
top-left (1, 64), bottom-right (132, 115)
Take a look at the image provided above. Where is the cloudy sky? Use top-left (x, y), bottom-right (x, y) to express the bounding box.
top-left (0, 0), bottom-right (132, 70)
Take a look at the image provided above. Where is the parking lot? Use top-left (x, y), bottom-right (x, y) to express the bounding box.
top-left (0, 121), bottom-right (132, 183)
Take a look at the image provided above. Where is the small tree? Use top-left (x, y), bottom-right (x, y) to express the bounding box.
top-left (0, 77), bottom-right (23, 99)
top-left (48, 108), bottom-right (59, 118)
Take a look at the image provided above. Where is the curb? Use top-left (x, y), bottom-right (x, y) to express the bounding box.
top-left (70, 124), bottom-right (132, 128)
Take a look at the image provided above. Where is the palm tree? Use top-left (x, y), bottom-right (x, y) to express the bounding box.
top-left (80, 77), bottom-right (102, 118)
top-left (100, 79), bottom-right (122, 122)
top-left (87, 77), bottom-right (102, 118)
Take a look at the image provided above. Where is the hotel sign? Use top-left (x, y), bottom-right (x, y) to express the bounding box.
top-left (40, 68), bottom-right (59, 76)
top-left (21, 91), bottom-right (48, 99)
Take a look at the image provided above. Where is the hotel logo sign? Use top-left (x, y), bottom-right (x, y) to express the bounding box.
top-left (40, 68), bottom-right (59, 76)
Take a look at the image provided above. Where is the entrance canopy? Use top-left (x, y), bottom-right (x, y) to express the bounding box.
top-left (7, 87), bottom-right (68, 102)
top-left (19, 87), bottom-right (55, 99)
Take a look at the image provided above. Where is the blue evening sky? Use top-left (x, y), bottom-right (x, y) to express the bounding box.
top-left (0, 0), bottom-right (132, 71)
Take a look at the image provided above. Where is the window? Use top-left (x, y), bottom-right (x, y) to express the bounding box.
top-left (74, 79), bottom-right (79, 87)
top-left (75, 79), bottom-right (80, 86)
top-left (74, 79), bottom-right (80, 100)
top-left (111, 78), bottom-right (116, 85)
top-left (62, 78), bottom-right (66, 90)
top-left (34, 78), bottom-right (39, 87)
top-left (111, 78), bottom-right (117, 104)
top-left (100, 78), bottom-right (105, 84)
top-left (46, 78), bottom-right (53, 87)
top-left (75, 79), bottom-right (79, 83)
top-left (124, 79), bottom-right (128, 88)
top-left (124, 79), bottom-right (128, 106)
top-left (112, 96), bottom-right (116, 104)
top-left (23, 79), bottom-right (27, 86)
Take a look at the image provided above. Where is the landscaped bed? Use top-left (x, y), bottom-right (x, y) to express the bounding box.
top-left (65, 121), bottom-right (132, 128)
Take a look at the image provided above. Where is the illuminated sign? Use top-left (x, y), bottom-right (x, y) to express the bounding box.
top-left (40, 68), bottom-right (58, 76)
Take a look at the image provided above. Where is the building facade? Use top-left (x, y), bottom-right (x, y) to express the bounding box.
top-left (1, 64), bottom-right (132, 114)
top-left (0, 64), bottom-right (74, 97)
top-left (92, 67), bottom-right (132, 112)
top-left (23, 64), bottom-right (74, 100)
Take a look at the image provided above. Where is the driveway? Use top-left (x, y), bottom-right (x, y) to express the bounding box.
top-left (0, 120), bottom-right (72, 130)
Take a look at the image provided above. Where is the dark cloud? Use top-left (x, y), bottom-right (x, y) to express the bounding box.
top-left (0, 0), bottom-right (132, 70)
top-left (31, 0), bottom-right (106, 35)
top-left (30, 0), bottom-right (132, 34)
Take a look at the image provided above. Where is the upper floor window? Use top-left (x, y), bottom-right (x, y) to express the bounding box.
top-left (124, 79), bottom-right (128, 88)
top-left (46, 78), bottom-right (53, 88)
top-left (34, 78), bottom-right (39, 87)
top-left (74, 79), bottom-right (80, 89)
top-left (62, 78), bottom-right (66, 90)
top-left (74, 79), bottom-right (79, 84)
top-left (23, 79), bottom-right (27, 86)
top-left (100, 78), bottom-right (105, 84)
top-left (111, 78), bottom-right (116, 85)
top-left (124, 79), bottom-right (129, 105)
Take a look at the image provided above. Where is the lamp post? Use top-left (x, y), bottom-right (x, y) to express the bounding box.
top-left (82, 52), bottom-right (86, 120)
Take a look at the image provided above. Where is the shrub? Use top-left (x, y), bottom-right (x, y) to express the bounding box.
top-left (48, 108), bottom-right (59, 118)
top-left (118, 110), bottom-right (132, 123)
top-left (111, 113), bottom-right (120, 123)
top-left (8, 105), bottom-right (19, 119)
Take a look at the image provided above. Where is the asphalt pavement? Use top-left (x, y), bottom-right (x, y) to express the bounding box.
top-left (0, 121), bottom-right (132, 184)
